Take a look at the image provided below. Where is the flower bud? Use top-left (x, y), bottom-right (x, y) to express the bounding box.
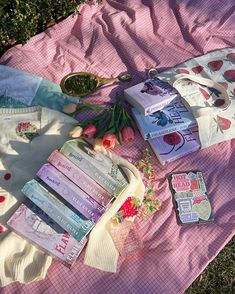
top-left (121, 126), bottom-right (135, 142)
top-left (93, 138), bottom-right (107, 153)
top-left (82, 124), bottom-right (97, 139)
top-left (102, 133), bottom-right (116, 149)
top-left (69, 126), bottom-right (83, 138)
top-left (62, 103), bottom-right (77, 114)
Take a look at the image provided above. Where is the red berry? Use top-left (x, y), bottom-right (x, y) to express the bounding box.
top-left (208, 60), bottom-right (223, 71)
top-left (213, 99), bottom-right (225, 107)
top-left (4, 173), bottom-right (11, 181)
top-left (223, 70), bottom-right (235, 83)
top-left (118, 197), bottom-right (139, 218)
top-left (176, 69), bottom-right (189, 74)
top-left (192, 65), bottom-right (203, 74)
top-left (0, 196), bottom-right (6, 203)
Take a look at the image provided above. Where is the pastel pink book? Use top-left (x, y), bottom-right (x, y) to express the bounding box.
top-left (36, 163), bottom-right (106, 223)
top-left (48, 150), bottom-right (113, 207)
top-left (7, 201), bottom-right (87, 267)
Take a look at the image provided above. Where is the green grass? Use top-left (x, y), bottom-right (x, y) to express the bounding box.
top-left (186, 236), bottom-right (235, 294)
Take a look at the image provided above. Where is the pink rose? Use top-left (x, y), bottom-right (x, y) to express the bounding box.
top-left (121, 126), bottom-right (135, 142)
top-left (82, 124), bottom-right (97, 139)
top-left (102, 133), bottom-right (116, 149)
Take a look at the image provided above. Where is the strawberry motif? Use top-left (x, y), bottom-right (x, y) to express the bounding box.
top-left (199, 87), bottom-right (211, 100)
top-left (118, 197), bottom-right (140, 219)
top-left (213, 99), bottom-right (225, 107)
top-left (223, 70), bottom-right (235, 83)
top-left (192, 65), bottom-right (203, 74)
top-left (224, 53), bottom-right (235, 64)
top-left (208, 60), bottom-right (223, 71)
top-left (176, 69), bottom-right (189, 74)
top-left (214, 116), bottom-right (231, 132)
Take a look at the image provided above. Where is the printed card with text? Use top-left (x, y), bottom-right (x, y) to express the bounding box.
top-left (168, 171), bottom-right (213, 225)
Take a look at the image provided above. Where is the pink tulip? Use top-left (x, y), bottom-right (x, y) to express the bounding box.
top-left (102, 133), bottom-right (116, 149)
top-left (82, 124), bottom-right (97, 139)
top-left (121, 126), bottom-right (135, 142)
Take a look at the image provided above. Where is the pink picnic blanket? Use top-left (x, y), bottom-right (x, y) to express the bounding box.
top-left (1, 1), bottom-right (235, 293)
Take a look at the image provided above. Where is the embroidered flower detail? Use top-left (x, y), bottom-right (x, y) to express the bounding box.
top-left (16, 122), bottom-right (39, 141)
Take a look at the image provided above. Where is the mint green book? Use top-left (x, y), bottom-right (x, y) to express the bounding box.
top-left (60, 139), bottom-right (128, 197)
top-left (22, 179), bottom-right (94, 242)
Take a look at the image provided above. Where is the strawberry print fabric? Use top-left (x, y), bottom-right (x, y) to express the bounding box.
top-left (157, 48), bottom-right (235, 148)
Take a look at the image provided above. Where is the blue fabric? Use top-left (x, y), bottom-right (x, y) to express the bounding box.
top-left (0, 65), bottom-right (79, 110)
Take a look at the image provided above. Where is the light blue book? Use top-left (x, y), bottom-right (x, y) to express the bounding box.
top-left (22, 179), bottom-right (94, 242)
top-left (131, 98), bottom-right (197, 140)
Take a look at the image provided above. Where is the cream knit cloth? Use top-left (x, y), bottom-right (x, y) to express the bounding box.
top-left (84, 149), bottom-right (145, 273)
top-left (0, 106), bottom-right (77, 287)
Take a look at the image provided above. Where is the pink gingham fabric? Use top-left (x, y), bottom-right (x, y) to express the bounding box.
top-left (1, 0), bottom-right (235, 293)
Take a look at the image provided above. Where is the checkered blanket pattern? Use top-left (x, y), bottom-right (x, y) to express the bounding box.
top-left (1, 0), bottom-right (235, 293)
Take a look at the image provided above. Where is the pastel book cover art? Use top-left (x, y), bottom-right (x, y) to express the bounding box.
top-left (168, 171), bottom-right (213, 225)
top-left (60, 139), bottom-right (129, 197)
top-left (36, 163), bottom-right (105, 223)
top-left (22, 179), bottom-right (94, 241)
top-left (131, 97), bottom-right (197, 140)
top-left (48, 149), bottom-right (114, 207)
top-left (148, 127), bottom-right (201, 165)
top-left (124, 78), bottom-right (180, 116)
top-left (7, 200), bottom-right (87, 267)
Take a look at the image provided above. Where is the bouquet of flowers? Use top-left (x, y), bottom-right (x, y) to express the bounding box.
top-left (63, 94), bottom-right (135, 149)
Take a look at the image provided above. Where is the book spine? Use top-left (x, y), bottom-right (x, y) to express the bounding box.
top-left (148, 143), bottom-right (165, 165)
top-left (7, 203), bottom-right (87, 266)
top-left (60, 143), bottom-right (126, 197)
top-left (149, 121), bottom-right (197, 139)
top-left (48, 150), bottom-right (113, 207)
top-left (37, 164), bottom-right (105, 223)
top-left (124, 91), bottom-right (148, 116)
top-left (22, 180), bottom-right (94, 241)
top-left (146, 97), bottom-right (176, 116)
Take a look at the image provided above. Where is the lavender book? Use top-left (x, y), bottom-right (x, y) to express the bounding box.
top-left (36, 163), bottom-right (105, 223)
top-left (124, 78), bottom-right (180, 116)
top-left (148, 127), bottom-right (201, 165)
top-left (132, 97), bottom-right (197, 140)
top-left (7, 200), bottom-right (87, 267)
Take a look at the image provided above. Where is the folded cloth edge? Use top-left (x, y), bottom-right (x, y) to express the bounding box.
top-left (84, 149), bottom-right (145, 273)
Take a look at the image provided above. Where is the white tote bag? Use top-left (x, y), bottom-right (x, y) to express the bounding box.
top-left (156, 47), bottom-right (235, 148)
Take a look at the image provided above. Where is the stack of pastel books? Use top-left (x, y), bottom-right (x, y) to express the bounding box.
top-left (124, 77), bottom-right (201, 165)
top-left (7, 139), bottom-right (128, 267)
